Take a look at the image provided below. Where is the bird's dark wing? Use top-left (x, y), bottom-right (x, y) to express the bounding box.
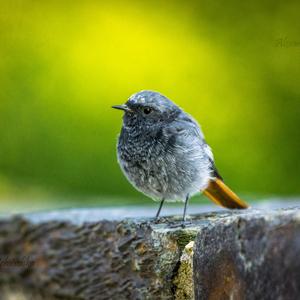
top-left (208, 157), bottom-right (223, 180)
top-left (174, 112), bottom-right (205, 140)
top-left (170, 111), bottom-right (223, 180)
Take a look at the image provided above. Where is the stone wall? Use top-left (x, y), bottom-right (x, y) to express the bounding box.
top-left (0, 205), bottom-right (299, 299)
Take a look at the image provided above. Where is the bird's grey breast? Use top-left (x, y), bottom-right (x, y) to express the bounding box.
top-left (117, 124), bottom-right (168, 198)
top-left (117, 113), bottom-right (212, 200)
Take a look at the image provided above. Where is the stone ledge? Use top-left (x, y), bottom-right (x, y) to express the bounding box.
top-left (0, 203), bottom-right (299, 299)
top-left (194, 207), bottom-right (300, 300)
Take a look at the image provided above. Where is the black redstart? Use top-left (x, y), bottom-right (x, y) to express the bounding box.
top-left (113, 90), bottom-right (248, 224)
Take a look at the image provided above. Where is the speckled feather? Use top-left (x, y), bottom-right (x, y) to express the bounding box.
top-left (116, 90), bottom-right (216, 202)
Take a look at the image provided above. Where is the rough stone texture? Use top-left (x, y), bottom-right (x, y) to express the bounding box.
top-left (194, 208), bottom-right (300, 300)
top-left (0, 212), bottom-right (200, 300)
top-left (173, 241), bottom-right (195, 300)
top-left (0, 203), bottom-right (299, 300)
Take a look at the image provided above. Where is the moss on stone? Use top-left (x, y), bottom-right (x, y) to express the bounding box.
top-left (173, 241), bottom-right (195, 300)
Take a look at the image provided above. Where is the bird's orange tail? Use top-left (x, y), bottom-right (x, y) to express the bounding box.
top-left (203, 178), bottom-right (249, 209)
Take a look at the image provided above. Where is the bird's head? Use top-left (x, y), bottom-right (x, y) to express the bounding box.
top-left (112, 90), bottom-right (181, 128)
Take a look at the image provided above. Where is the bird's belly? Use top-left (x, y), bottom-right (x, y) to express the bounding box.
top-left (118, 148), bottom-right (211, 202)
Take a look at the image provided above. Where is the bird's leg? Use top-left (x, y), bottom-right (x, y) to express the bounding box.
top-left (155, 198), bottom-right (165, 222)
top-left (181, 194), bottom-right (190, 227)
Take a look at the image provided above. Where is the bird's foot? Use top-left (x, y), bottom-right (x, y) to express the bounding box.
top-left (181, 219), bottom-right (192, 228)
top-left (154, 217), bottom-right (161, 224)
top-left (168, 220), bottom-right (192, 228)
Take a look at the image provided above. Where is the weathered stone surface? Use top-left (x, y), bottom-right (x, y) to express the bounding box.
top-left (0, 203), bottom-right (299, 299)
top-left (173, 241), bottom-right (195, 300)
top-left (0, 211), bottom-right (201, 300)
top-left (193, 208), bottom-right (300, 300)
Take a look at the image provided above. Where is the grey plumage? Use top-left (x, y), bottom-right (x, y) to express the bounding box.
top-left (113, 91), bottom-right (216, 212)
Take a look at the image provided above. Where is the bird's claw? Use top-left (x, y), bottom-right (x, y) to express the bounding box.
top-left (181, 220), bottom-right (192, 228)
top-left (154, 217), bottom-right (161, 224)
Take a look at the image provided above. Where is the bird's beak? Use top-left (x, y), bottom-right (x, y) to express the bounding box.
top-left (112, 104), bottom-right (132, 112)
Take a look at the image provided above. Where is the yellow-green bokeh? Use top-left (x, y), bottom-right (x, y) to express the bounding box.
top-left (0, 0), bottom-right (299, 205)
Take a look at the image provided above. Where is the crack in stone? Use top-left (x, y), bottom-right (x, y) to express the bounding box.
top-left (172, 241), bottom-right (195, 300)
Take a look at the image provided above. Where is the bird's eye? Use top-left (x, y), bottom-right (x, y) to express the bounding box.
top-left (143, 107), bottom-right (152, 115)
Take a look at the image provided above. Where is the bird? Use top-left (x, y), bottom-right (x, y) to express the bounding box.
top-left (112, 90), bottom-right (248, 225)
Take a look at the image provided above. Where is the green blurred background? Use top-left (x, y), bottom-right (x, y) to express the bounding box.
top-left (0, 0), bottom-right (299, 212)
